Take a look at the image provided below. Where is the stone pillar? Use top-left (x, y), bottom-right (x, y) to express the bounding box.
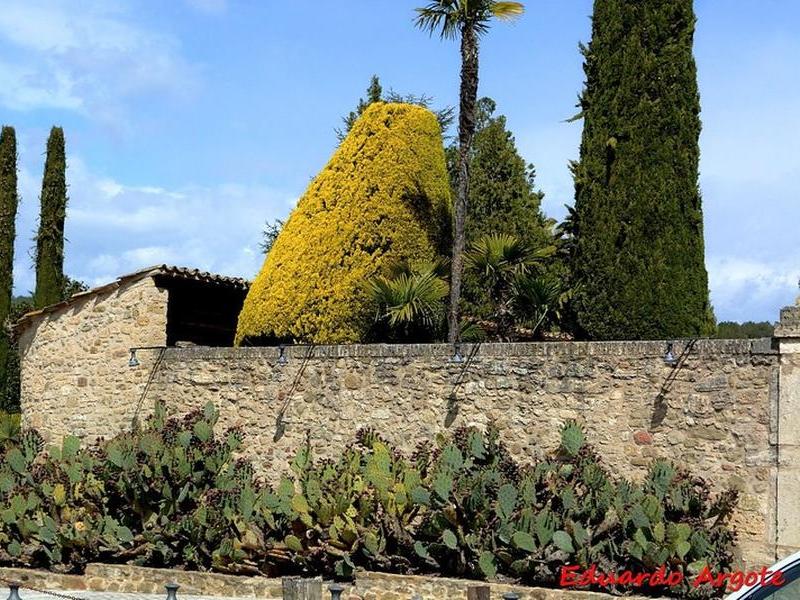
top-left (775, 303), bottom-right (800, 559)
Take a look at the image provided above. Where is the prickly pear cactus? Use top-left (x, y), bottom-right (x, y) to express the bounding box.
top-left (0, 428), bottom-right (132, 571)
top-left (0, 408), bottom-right (739, 596)
top-left (266, 427), bottom-right (425, 578)
top-left (98, 401), bottom-right (276, 574)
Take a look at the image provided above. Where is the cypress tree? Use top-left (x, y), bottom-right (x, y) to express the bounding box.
top-left (34, 127), bottom-right (68, 309)
top-left (571, 0), bottom-right (712, 340)
top-left (0, 126), bottom-right (18, 403)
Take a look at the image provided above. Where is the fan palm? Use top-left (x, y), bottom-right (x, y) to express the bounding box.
top-left (368, 263), bottom-right (449, 340)
top-left (385, 256), bottom-right (450, 280)
top-left (463, 234), bottom-right (556, 339)
top-left (414, 0), bottom-right (524, 345)
top-left (0, 411), bottom-right (20, 445)
top-left (511, 274), bottom-right (570, 337)
top-left (466, 233), bottom-right (554, 302)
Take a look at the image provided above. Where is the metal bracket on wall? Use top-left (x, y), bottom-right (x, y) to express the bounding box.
top-left (129, 346), bottom-right (167, 430)
top-left (445, 342), bottom-right (482, 426)
top-left (651, 338), bottom-right (697, 429)
top-left (273, 344), bottom-right (316, 442)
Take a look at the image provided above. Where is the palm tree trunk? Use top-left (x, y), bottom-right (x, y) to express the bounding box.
top-left (448, 23), bottom-right (480, 344)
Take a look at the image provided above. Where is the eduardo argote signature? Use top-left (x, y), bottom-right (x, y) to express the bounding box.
top-left (559, 564), bottom-right (786, 593)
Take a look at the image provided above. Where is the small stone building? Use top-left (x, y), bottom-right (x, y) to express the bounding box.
top-left (15, 265), bottom-right (249, 440)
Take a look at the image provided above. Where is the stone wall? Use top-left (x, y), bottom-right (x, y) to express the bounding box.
top-left (17, 277), bottom-right (168, 439)
top-left (137, 338), bottom-right (779, 567)
top-left (775, 304), bottom-right (800, 559)
top-left (354, 571), bottom-right (656, 600)
top-left (18, 290), bottom-right (800, 569)
top-left (0, 564), bottom-right (659, 600)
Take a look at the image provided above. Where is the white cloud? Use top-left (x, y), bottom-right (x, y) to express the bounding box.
top-left (123, 246), bottom-right (176, 267)
top-left (97, 179), bottom-right (124, 198)
top-left (0, 61), bottom-right (82, 111)
top-left (0, 0), bottom-right (197, 120)
top-left (12, 151), bottom-right (296, 297)
top-left (86, 254), bottom-right (123, 275)
top-left (707, 255), bottom-right (799, 323)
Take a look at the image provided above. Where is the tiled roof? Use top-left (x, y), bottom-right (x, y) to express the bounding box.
top-left (148, 265), bottom-right (249, 289)
top-left (14, 265), bottom-right (250, 333)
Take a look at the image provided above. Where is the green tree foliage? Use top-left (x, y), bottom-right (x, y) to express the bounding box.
top-left (35, 127), bottom-right (68, 309)
top-left (336, 75), bottom-right (383, 141)
top-left (449, 98), bottom-right (550, 249)
top-left (237, 103), bottom-right (452, 344)
top-left (0, 127), bottom-right (18, 411)
top-left (61, 275), bottom-right (89, 299)
top-left (0, 298), bottom-right (30, 414)
top-left (714, 321), bottom-right (774, 339)
top-left (0, 125), bottom-right (82, 414)
top-left (571, 0), bottom-right (711, 340)
top-left (336, 75), bottom-right (454, 141)
top-left (368, 235), bottom-right (573, 343)
top-left (259, 218), bottom-right (284, 255)
top-left (368, 259), bottom-right (449, 342)
top-left (464, 234), bottom-right (567, 340)
top-left (448, 98), bottom-right (555, 319)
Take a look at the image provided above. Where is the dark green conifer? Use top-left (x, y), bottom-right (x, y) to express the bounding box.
top-left (337, 75), bottom-right (384, 141)
top-left (34, 127), bottom-right (68, 309)
top-left (571, 0), bottom-right (712, 339)
top-left (0, 126), bottom-right (18, 402)
top-left (450, 97), bottom-right (550, 250)
top-left (338, 75), bottom-right (455, 142)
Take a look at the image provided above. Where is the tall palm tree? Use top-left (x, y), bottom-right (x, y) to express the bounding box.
top-left (415, 0), bottom-right (524, 344)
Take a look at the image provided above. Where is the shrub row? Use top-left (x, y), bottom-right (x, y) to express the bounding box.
top-left (0, 404), bottom-right (737, 597)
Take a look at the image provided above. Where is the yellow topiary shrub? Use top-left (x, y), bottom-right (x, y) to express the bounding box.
top-left (236, 102), bottom-right (452, 344)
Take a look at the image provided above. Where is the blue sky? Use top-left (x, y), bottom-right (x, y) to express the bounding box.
top-left (1, 0), bottom-right (798, 323)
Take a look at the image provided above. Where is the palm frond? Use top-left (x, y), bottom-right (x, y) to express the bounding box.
top-left (491, 2), bottom-right (525, 21)
top-left (511, 274), bottom-right (564, 335)
top-left (459, 319), bottom-right (487, 342)
top-left (416, 256), bottom-right (451, 279)
top-left (473, 1), bottom-right (524, 34)
top-left (0, 412), bottom-right (21, 445)
top-left (414, 1), bottom-right (461, 39)
top-left (529, 244), bottom-right (557, 261)
top-left (369, 270), bottom-right (449, 328)
top-left (491, 2), bottom-right (525, 20)
top-left (465, 233), bottom-right (530, 278)
top-left (386, 256), bottom-right (450, 279)
top-left (415, 1), bottom-right (523, 39)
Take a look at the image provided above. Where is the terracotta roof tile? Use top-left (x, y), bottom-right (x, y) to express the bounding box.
top-left (14, 265), bottom-right (250, 334)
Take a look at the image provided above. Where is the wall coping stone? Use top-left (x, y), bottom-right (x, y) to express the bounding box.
top-left (162, 338), bottom-right (775, 362)
top-left (355, 570), bottom-right (663, 600)
top-left (776, 306), bottom-right (800, 338)
top-left (0, 565), bottom-right (666, 600)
